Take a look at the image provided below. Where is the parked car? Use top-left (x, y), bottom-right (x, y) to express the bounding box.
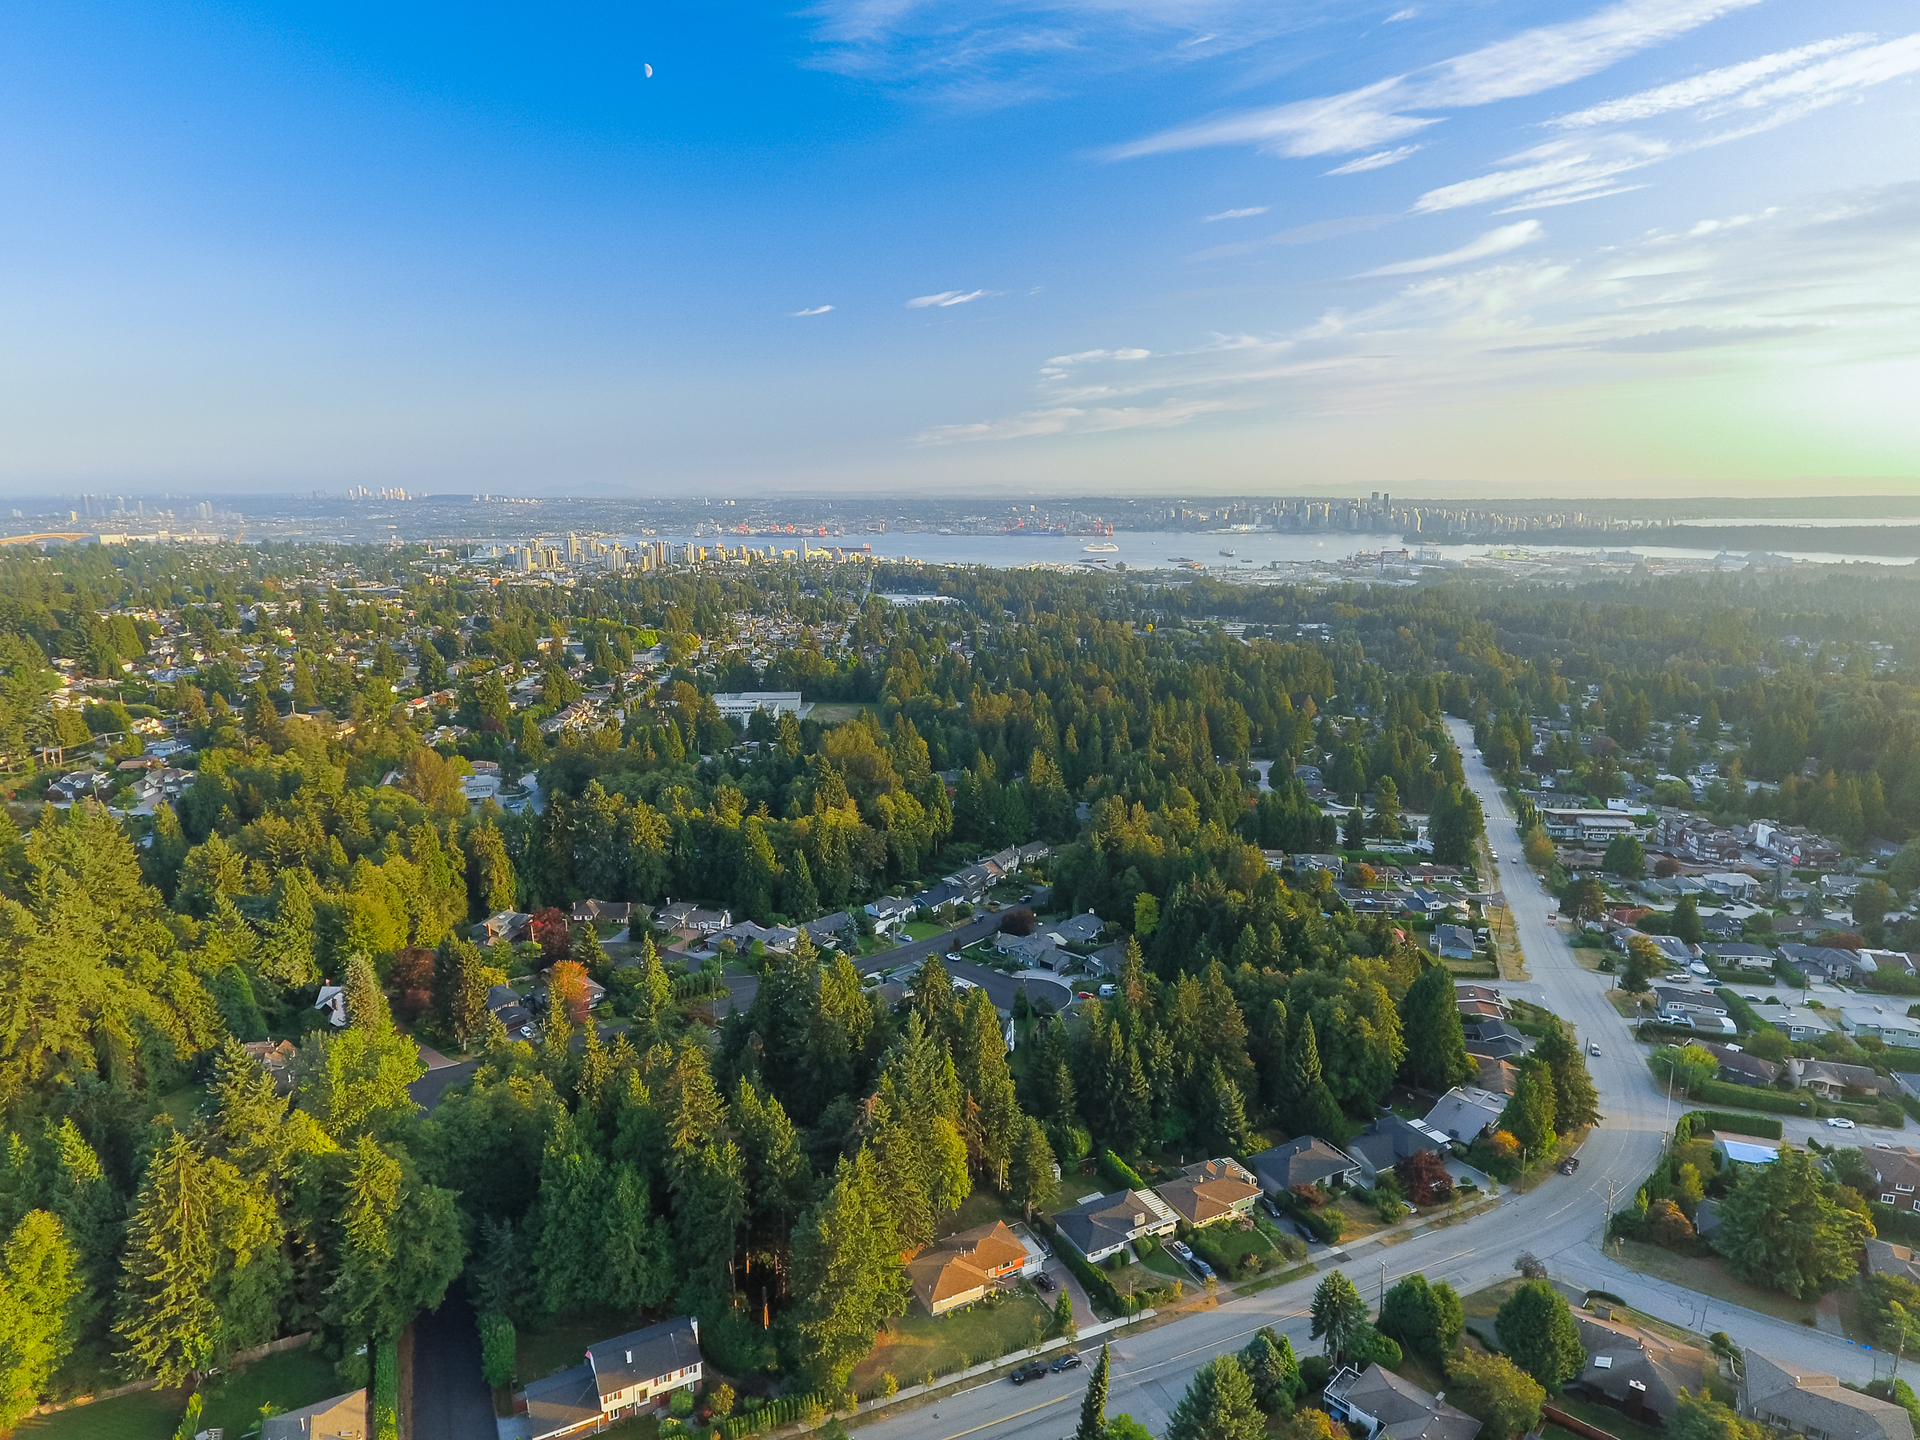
top-left (1051, 1353), bottom-right (1082, 1372)
top-left (1010, 1363), bottom-right (1049, 1385)
top-left (1032, 1272), bottom-right (1055, 1293)
top-left (1260, 1194), bottom-right (1284, 1221)
top-left (1192, 1257), bottom-right (1215, 1280)
top-left (1827, 1117), bottom-right (1857, 1129)
top-left (1169, 1240), bottom-right (1196, 1263)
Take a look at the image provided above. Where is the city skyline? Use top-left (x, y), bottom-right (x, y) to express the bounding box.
top-left (2, 0), bottom-right (1917, 495)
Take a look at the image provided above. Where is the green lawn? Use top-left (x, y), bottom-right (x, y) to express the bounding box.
top-left (518, 1304), bottom-right (648, 1384)
top-left (1611, 1240), bottom-right (1821, 1328)
top-left (17, 1351), bottom-right (342, 1440)
top-left (849, 1291), bottom-right (1055, 1393)
top-left (1188, 1220), bottom-right (1285, 1278)
top-left (1134, 1239), bottom-right (1187, 1280)
top-left (902, 921), bottom-right (949, 941)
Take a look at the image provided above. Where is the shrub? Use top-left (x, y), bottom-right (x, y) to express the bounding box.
top-left (1100, 1149), bottom-right (1148, 1192)
top-left (478, 1310), bottom-right (516, 1387)
top-left (670, 1390), bottom-right (695, 1418)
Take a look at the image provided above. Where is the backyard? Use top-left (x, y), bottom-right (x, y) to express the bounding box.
top-left (17, 1349), bottom-right (343, 1440)
top-left (848, 1291), bottom-right (1056, 1394)
top-left (516, 1303), bottom-right (650, 1384)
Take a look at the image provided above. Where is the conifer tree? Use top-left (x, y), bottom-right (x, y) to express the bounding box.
top-left (602, 1164), bottom-right (672, 1311)
top-left (327, 1136), bottom-right (463, 1341)
top-left (342, 952), bottom-right (389, 1034)
top-left (260, 873), bottom-right (319, 988)
top-left (1208, 1060), bottom-right (1254, 1155)
top-left (1532, 1020), bottom-right (1600, 1132)
top-left (1008, 1116), bottom-right (1058, 1220)
top-left (1073, 1344), bottom-right (1111, 1440)
top-left (46, 1118), bottom-right (121, 1322)
top-left (1165, 1354), bottom-right (1265, 1440)
top-left (1399, 965), bottom-right (1474, 1092)
top-left (1499, 1060), bottom-right (1558, 1158)
top-left (789, 1149), bottom-right (909, 1393)
top-left (0, 1209), bottom-right (82, 1430)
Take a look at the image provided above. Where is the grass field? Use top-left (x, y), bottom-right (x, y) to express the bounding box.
top-left (1612, 1240), bottom-right (1820, 1327)
top-left (849, 1292), bottom-right (1055, 1393)
top-left (1188, 1220), bottom-right (1285, 1277)
top-left (902, 921), bottom-right (949, 941)
top-left (18, 1350), bottom-right (342, 1440)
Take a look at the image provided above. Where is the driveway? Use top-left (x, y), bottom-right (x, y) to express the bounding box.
top-left (410, 1284), bottom-right (494, 1440)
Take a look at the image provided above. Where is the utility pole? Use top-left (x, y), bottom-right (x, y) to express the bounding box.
top-left (1380, 1260), bottom-right (1388, 1318)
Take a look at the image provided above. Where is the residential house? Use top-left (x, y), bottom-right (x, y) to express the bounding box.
top-left (1867, 1238), bottom-right (1920, 1286)
top-left (1542, 808), bottom-right (1640, 844)
top-left (1695, 1042), bottom-right (1781, 1088)
top-left (1574, 1311), bottom-right (1709, 1422)
top-left (865, 895), bottom-right (918, 934)
top-left (995, 933), bottom-right (1061, 969)
top-left (1462, 1019), bottom-right (1534, 1062)
top-left (314, 984), bottom-right (348, 1028)
top-left (525, 1316), bottom-right (704, 1440)
top-left (1045, 911), bottom-right (1106, 946)
top-left (1653, 987), bottom-right (1730, 1024)
top-left (1788, 1056), bottom-right (1882, 1096)
top-left (1747, 823), bottom-right (1842, 868)
top-left (1779, 944), bottom-right (1870, 983)
top-left (536, 967), bottom-right (607, 1014)
top-left (1713, 1132), bottom-right (1781, 1166)
top-left (1700, 871), bottom-right (1760, 902)
top-left (1085, 942), bottom-right (1129, 977)
top-left (1324, 1364), bottom-right (1482, 1440)
top-left (241, 1039), bottom-right (298, 1092)
top-left (1623, 933), bottom-right (1700, 968)
top-left (1770, 1008), bottom-right (1831, 1043)
top-left (1249, 1137), bottom-right (1363, 1194)
top-left (570, 900), bottom-right (638, 925)
top-left (1433, 924), bottom-right (1476, 960)
top-left (1740, 1351), bottom-right (1913, 1440)
top-left (657, 903), bottom-right (731, 936)
top-left (801, 912), bottom-right (857, 950)
top-left (1155, 1158), bottom-right (1261, 1228)
top-left (261, 1390), bottom-right (367, 1440)
top-left (907, 1220), bottom-right (1042, 1316)
top-left (472, 910), bottom-right (533, 946)
top-left (1473, 1055), bottom-right (1520, 1096)
top-left (1704, 943), bottom-right (1776, 972)
top-left (1423, 1086), bottom-right (1507, 1143)
top-left (1346, 1115), bottom-right (1452, 1185)
top-left (1861, 950), bottom-right (1920, 977)
top-left (706, 920), bottom-right (799, 956)
top-left (1052, 1189), bottom-right (1178, 1263)
top-left (1840, 1006), bottom-right (1920, 1049)
top-left (1866, 1148), bottom-right (1920, 1213)
top-left (1454, 984), bottom-right (1510, 1013)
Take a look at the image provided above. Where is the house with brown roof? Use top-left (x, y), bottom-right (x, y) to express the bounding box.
top-left (262, 1390), bottom-right (366, 1440)
top-left (1473, 1055), bottom-right (1520, 1096)
top-left (242, 1038), bottom-right (299, 1092)
top-left (1155, 1158), bottom-right (1261, 1228)
top-left (907, 1220), bottom-right (1042, 1315)
top-left (1740, 1350), bottom-right (1914, 1440)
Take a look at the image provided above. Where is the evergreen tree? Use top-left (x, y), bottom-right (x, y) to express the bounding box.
top-left (342, 952), bottom-right (390, 1035)
top-left (1309, 1271), bottom-right (1370, 1369)
top-left (631, 934), bottom-right (674, 1043)
top-left (1498, 1060), bottom-right (1558, 1158)
top-left (116, 1133), bottom-right (288, 1385)
top-left (1239, 1328), bottom-right (1300, 1415)
top-left (435, 936), bottom-right (492, 1048)
top-left (788, 1149), bottom-right (909, 1393)
top-left (951, 986), bottom-right (1020, 1184)
top-left (45, 1118), bottom-right (121, 1323)
top-left (466, 823), bottom-right (517, 919)
top-left (1711, 1144), bottom-right (1871, 1299)
top-left (1165, 1354), bottom-right (1265, 1440)
top-left (1073, 1344), bottom-right (1111, 1440)
top-left (1008, 1116), bottom-right (1058, 1221)
top-left (1207, 1060), bottom-right (1254, 1155)
top-left (259, 873), bottom-right (319, 988)
top-left (1532, 1020), bottom-right (1600, 1132)
top-left (1285, 1019), bottom-right (1346, 1139)
top-left (1399, 965), bottom-right (1474, 1092)
top-left (783, 850), bottom-right (820, 920)
top-left (0, 1210), bottom-right (82, 1430)
top-left (1495, 1280), bottom-right (1586, 1392)
top-left (326, 1136), bottom-right (464, 1341)
top-left (1671, 893), bottom-right (1704, 945)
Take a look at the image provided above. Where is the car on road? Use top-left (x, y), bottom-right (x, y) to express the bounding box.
top-left (1588, 1042), bottom-right (1601, 1056)
top-left (1051, 1353), bottom-right (1082, 1372)
top-left (1827, 1117), bottom-right (1857, 1129)
top-left (1559, 1157), bottom-right (1581, 1174)
top-left (1010, 1363), bottom-right (1049, 1385)
top-left (1032, 1271), bottom-right (1055, 1293)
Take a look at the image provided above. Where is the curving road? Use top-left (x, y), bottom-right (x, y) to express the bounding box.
top-left (850, 724), bottom-right (1879, 1440)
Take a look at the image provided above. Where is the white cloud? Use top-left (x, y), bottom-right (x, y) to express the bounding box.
top-left (1411, 134), bottom-right (1669, 213)
top-left (907, 289), bottom-right (988, 308)
top-left (1325, 145), bottom-right (1422, 175)
top-left (1046, 348), bottom-right (1152, 364)
top-left (1386, 9), bottom-right (1418, 21)
top-left (1112, 0), bottom-right (1760, 159)
top-left (1361, 220), bottom-right (1542, 274)
top-left (915, 396), bottom-right (1232, 445)
top-left (790, 305), bottom-right (835, 317)
top-left (1710, 33), bottom-right (1920, 117)
top-left (1549, 35), bottom-right (1873, 127)
top-left (1204, 206), bottom-right (1268, 221)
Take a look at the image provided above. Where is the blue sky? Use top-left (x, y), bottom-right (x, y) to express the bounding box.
top-left (3, 0), bottom-right (1917, 497)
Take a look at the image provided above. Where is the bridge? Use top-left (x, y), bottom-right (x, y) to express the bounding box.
top-left (0, 532), bottom-right (92, 546)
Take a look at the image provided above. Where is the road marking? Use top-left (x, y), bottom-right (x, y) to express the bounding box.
top-left (933, 1393), bottom-right (1076, 1439)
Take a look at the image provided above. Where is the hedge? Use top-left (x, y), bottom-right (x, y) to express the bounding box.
top-left (1099, 1149), bottom-right (1147, 1193)
top-left (1874, 1204), bottom-right (1920, 1247)
top-left (1685, 1109), bottom-right (1784, 1140)
top-left (478, 1310), bottom-right (516, 1388)
top-left (1718, 991), bottom-right (1771, 1034)
top-left (373, 1335), bottom-right (400, 1440)
top-left (720, 1392), bottom-right (831, 1437)
top-left (1693, 1080), bottom-right (1812, 1116)
top-left (1031, 1216), bottom-right (1130, 1317)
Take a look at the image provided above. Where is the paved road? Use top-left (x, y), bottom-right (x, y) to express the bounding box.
top-left (410, 1284), bottom-right (494, 1440)
top-left (852, 726), bottom-right (1880, 1440)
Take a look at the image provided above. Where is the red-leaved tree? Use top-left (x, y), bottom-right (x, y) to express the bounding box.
top-left (548, 959), bottom-right (591, 1025)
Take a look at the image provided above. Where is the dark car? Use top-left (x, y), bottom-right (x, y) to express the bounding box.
top-left (1051, 1352), bottom-right (1082, 1372)
top-left (1032, 1271), bottom-right (1055, 1292)
top-left (1010, 1362), bottom-right (1049, 1385)
top-left (1559, 1157), bottom-right (1581, 1175)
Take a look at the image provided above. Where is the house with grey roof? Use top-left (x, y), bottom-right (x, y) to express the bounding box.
top-left (1052, 1188), bottom-right (1178, 1263)
top-left (1325, 1364), bottom-right (1481, 1440)
top-left (1423, 1086), bottom-right (1507, 1143)
top-left (1433, 924), bottom-right (1476, 960)
top-left (527, 1316), bottom-right (704, 1440)
top-left (1346, 1115), bottom-right (1452, 1184)
top-left (1248, 1136), bottom-right (1362, 1194)
top-left (1740, 1350), bottom-right (1914, 1440)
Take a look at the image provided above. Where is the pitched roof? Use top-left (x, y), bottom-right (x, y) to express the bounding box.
top-left (1053, 1188), bottom-right (1176, 1256)
top-left (907, 1221), bottom-right (1032, 1310)
top-left (1248, 1136), bottom-right (1360, 1192)
top-left (525, 1364), bottom-right (604, 1440)
top-left (1423, 1086), bottom-right (1507, 1141)
top-left (1156, 1158), bottom-right (1260, 1225)
top-left (261, 1390), bottom-right (367, 1440)
top-left (1743, 1351), bottom-right (1915, 1440)
top-left (1573, 1312), bottom-right (1707, 1417)
top-left (1333, 1364), bottom-right (1482, 1440)
top-left (587, 1316), bottom-right (702, 1399)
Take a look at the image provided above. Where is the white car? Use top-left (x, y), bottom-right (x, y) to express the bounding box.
top-left (1588, 1043), bottom-right (1601, 1057)
top-left (1169, 1240), bottom-right (1196, 1262)
top-left (1826, 1117), bottom-right (1857, 1129)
